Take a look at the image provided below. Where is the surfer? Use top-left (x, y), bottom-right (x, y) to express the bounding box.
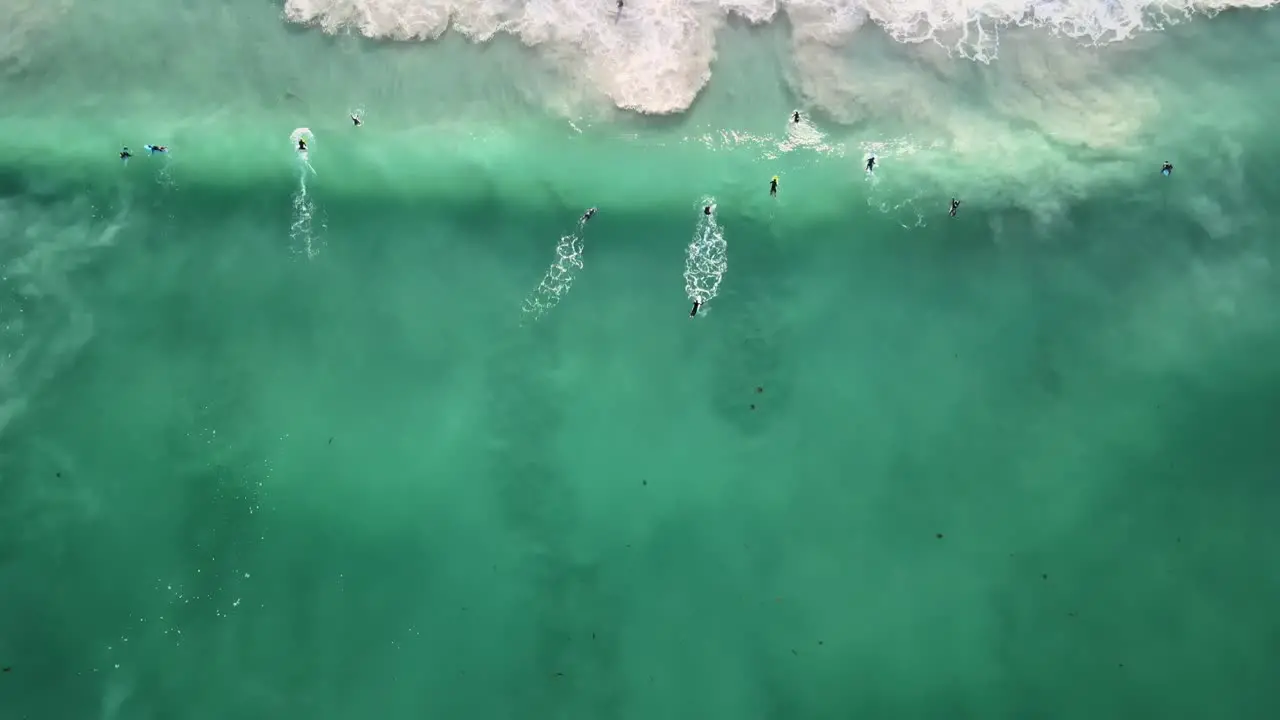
top-left (1161, 161), bottom-right (1173, 176)
top-left (690, 299), bottom-right (702, 317)
top-left (949, 198), bottom-right (961, 217)
top-left (769, 176), bottom-right (778, 197)
top-left (616, 0), bottom-right (623, 20)
top-left (704, 205), bottom-right (713, 216)
top-left (297, 138), bottom-right (307, 152)
top-left (119, 147), bottom-right (132, 160)
top-left (581, 207), bottom-right (597, 222)
top-left (865, 156), bottom-right (876, 173)
top-left (351, 114), bottom-right (362, 127)
top-left (793, 111), bottom-right (801, 123)
top-left (145, 145), bottom-right (168, 154)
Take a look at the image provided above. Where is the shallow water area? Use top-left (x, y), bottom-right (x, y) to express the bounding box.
top-left (1, 0), bottom-right (1280, 718)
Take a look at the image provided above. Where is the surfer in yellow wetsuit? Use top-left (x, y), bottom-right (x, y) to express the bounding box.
top-left (769, 176), bottom-right (778, 197)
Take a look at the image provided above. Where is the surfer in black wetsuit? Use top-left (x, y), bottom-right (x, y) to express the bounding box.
top-left (119, 147), bottom-right (132, 160)
top-left (581, 207), bottom-right (597, 222)
top-left (704, 206), bottom-right (712, 216)
top-left (351, 114), bottom-right (362, 127)
top-left (690, 299), bottom-right (702, 317)
top-left (793, 111), bottom-right (801, 123)
top-left (297, 138), bottom-right (307, 152)
top-left (616, 0), bottom-right (623, 21)
top-left (865, 156), bottom-right (876, 173)
top-left (950, 198), bottom-right (961, 217)
top-left (1161, 161), bottom-right (1173, 176)
top-left (769, 176), bottom-right (778, 197)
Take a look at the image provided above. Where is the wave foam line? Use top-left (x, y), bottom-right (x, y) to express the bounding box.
top-left (281, 0), bottom-right (1276, 113)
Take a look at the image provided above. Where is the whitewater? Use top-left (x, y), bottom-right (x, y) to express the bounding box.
top-left (283, 0), bottom-right (1277, 113)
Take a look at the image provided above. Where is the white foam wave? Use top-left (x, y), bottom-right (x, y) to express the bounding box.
top-left (282, 0), bottom-right (1275, 113)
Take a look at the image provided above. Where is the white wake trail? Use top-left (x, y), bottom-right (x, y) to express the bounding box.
top-left (521, 215), bottom-right (592, 321)
top-left (684, 200), bottom-right (727, 313)
top-left (288, 128), bottom-right (323, 258)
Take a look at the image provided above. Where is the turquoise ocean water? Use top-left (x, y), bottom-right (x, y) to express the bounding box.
top-left (2, 0), bottom-right (1280, 717)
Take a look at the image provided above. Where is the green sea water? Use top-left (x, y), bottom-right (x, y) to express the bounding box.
top-left (2, 1), bottom-right (1280, 718)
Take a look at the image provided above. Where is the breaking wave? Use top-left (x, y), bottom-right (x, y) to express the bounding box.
top-left (282, 0), bottom-right (1275, 114)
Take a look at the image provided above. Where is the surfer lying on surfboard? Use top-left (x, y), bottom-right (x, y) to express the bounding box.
top-left (145, 145), bottom-right (167, 154)
top-left (119, 147), bottom-right (132, 160)
top-left (1161, 161), bottom-right (1173, 176)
